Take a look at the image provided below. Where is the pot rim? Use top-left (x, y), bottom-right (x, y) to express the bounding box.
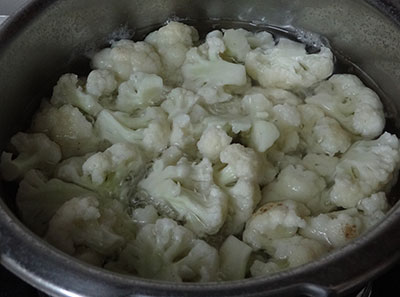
top-left (0, 1), bottom-right (400, 296)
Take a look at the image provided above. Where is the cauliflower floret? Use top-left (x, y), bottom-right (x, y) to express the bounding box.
top-left (262, 164), bottom-right (326, 214)
top-left (145, 22), bottom-right (199, 86)
top-left (138, 154), bottom-right (228, 236)
top-left (247, 87), bottom-right (303, 106)
top-left (212, 144), bottom-right (265, 234)
top-left (215, 144), bottom-right (261, 185)
top-left (50, 73), bottom-right (103, 116)
top-left (301, 153), bottom-right (339, 183)
top-left (31, 103), bottom-right (100, 158)
top-left (222, 28), bottom-right (275, 63)
top-left (330, 132), bottom-right (400, 208)
top-left (161, 87), bottom-right (201, 118)
top-left (115, 72), bottom-right (163, 112)
top-left (242, 200), bottom-right (310, 251)
top-left (305, 74), bottom-right (385, 138)
top-left (86, 69), bottom-right (118, 97)
top-left (298, 104), bottom-right (352, 156)
top-left (131, 205), bottom-right (159, 226)
top-left (182, 30), bottom-right (247, 92)
top-left (300, 209), bottom-right (364, 248)
top-left (94, 107), bottom-right (170, 155)
top-left (222, 28), bottom-right (252, 62)
top-left (16, 170), bottom-right (94, 235)
top-left (219, 235), bottom-right (252, 280)
top-left (271, 103), bottom-right (302, 153)
top-left (45, 196), bottom-right (135, 257)
top-left (0, 132), bottom-right (61, 181)
top-left (56, 143), bottom-right (146, 201)
top-left (92, 40), bottom-right (162, 80)
top-left (265, 235), bottom-right (329, 269)
top-left (357, 192), bottom-right (389, 228)
top-left (245, 38), bottom-right (333, 90)
top-left (111, 218), bottom-right (218, 281)
top-left (197, 126), bottom-right (232, 162)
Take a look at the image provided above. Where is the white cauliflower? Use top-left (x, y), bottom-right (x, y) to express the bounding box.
top-left (219, 235), bottom-right (252, 280)
top-left (300, 209), bottom-right (364, 248)
top-left (115, 72), bottom-right (163, 112)
top-left (242, 200), bottom-right (310, 251)
top-left (145, 21), bottom-right (199, 86)
top-left (92, 39), bottom-right (162, 80)
top-left (330, 132), bottom-right (400, 208)
top-left (298, 103), bottom-right (352, 155)
top-left (305, 74), bottom-right (385, 138)
top-left (161, 87), bottom-right (200, 117)
top-left (213, 144), bottom-right (264, 234)
top-left (222, 28), bottom-right (275, 63)
top-left (357, 192), bottom-right (389, 229)
top-left (262, 164), bottom-right (326, 212)
top-left (197, 126), bottom-right (232, 162)
top-left (0, 132), bottom-right (61, 181)
top-left (131, 205), bottom-right (159, 226)
top-left (264, 235), bottom-right (329, 269)
top-left (138, 154), bottom-right (228, 236)
top-left (247, 87), bottom-right (303, 106)
top-left (271, 103), bottom-right (302, 153)
top-left (112, 218), bottom-right (219, 281)
top-left (50, 73), bottom-right (103, 116)
top-left (182, 30), bottom-right (247, 91)
top-left (245, 38), bottom-right (333, 90)
top-left (301, 153), bottom-right (339, 183)
top-left (86, 69), bottom-right (118, 97)
top-left (45, 196), bottom-right (135, 257)
top-left (31, 103), bottom-right (100, 158)
top-left (94, 107), bottom-right (170, 155)
top-left (16, 170), bottom-right (94, 235)
top-left (55, 143), bottom-right (146, 201)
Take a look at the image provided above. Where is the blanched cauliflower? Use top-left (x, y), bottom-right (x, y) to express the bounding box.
top-left (2, 22), bottom-right (399, 282)
top-left (298, 104), bottom-right (353, 156)
top-left (262, 164), bottom-right (327, 213)
top-left (0, 132), bottom-right (61, 181)
top-left (197, 126), bottom-right (232, 162)
top-left (145, 21), bottom-right (199, 86)
top-left (182, 30), bottom-right (247, 92)
top-left (306, 74), bottom-right (385, 138)
top-left (115, 72), bottom-right (163, 112)
top-left (243, 200), bottom-right (310, 250)
top-left (94, 107), bottom-right (170, 155)
top-left (16, 170), bottom-right (94, 235)
top-left (51, 73), bottom-right (103, 116)
top-left (138, 153), bottom-right (228, 236)
top-left (31, 102), bottom-right (100, 158)
top-left (56, 143), bottom-right (145, 202)
top-left (300, 209), bottom-right (364, 247)
top-left (45, 196), bottom-right (135, 257)
top-left (246, 38), bottom-right (333, 90)
top-left (86, 69), bottom-right (118, 97)
top-left (92, 39), bottom-right (162, 80)
top-left (110, 218), bottom-right (219, 281)
top-left (330, 132), bottom-right (400, 208)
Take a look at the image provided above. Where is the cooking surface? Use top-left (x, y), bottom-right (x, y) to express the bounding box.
top-left (0, 1), bottom-right (399, 296)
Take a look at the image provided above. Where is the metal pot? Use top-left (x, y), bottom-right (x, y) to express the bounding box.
top-left (0, 0), bottom-right (400, 296)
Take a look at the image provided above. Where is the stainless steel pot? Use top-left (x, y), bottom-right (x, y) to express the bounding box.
top-left (1, 0), bottom-right (400, 296)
